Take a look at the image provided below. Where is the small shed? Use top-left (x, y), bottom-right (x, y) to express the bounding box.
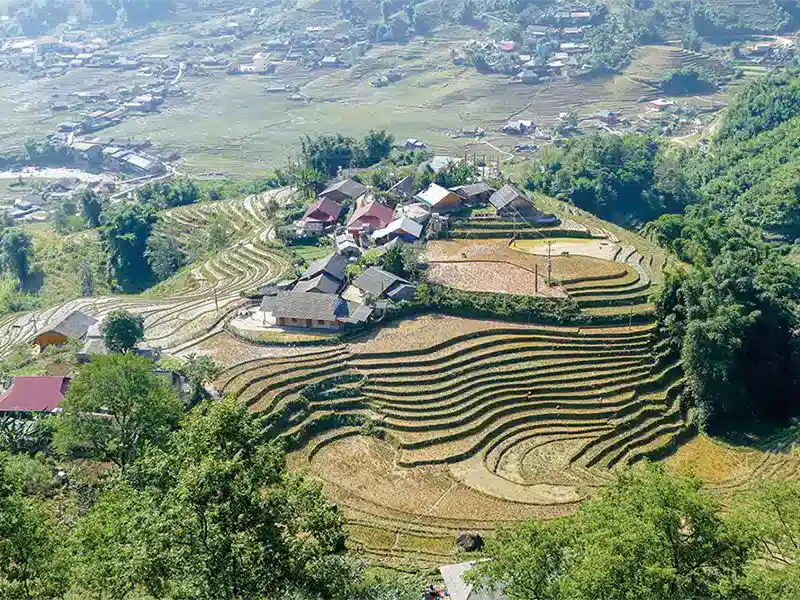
top-left (415, 183), bottom-right (463, 213)
top-left (489, 184), bottom-right (542, 219)
top-left (451, 183), bottom-right (496, 205)
top-left (32, 311), bottom-right (97, 349)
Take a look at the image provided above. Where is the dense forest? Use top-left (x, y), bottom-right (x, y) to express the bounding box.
top-left (528, 69), bottom-right (800, 432)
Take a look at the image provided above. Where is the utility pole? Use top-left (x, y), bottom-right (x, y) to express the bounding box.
top-left (214, 285), bottom-right (219, 314)
top-left (629, 300), bottom-right (634, 332)
top-left (535, 264), bottom-right (539, 293)
top-left (547, 240), bottom-right (553, 286)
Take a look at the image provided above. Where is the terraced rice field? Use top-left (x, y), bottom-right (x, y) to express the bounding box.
top-left (0, 189), bottom-right (293, 355)
top-left (215, 224), bottom-right (688, 567)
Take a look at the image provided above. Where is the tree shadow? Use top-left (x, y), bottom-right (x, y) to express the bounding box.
top-left (21, 270), bottom-right (44, 294)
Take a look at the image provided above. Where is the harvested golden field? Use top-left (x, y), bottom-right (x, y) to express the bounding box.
top-left (347, 313), bottom-right (579, 354)
top-left (666, 435), bottom-right (763, 485)
top-left (426, 261), bottom-right (566, 297)
top-left (512, 238), bottom-right (621, 261)
top-left (426, 239), bottom-right (628, 283)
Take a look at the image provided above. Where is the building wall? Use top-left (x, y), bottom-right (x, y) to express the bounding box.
top-left (33, 332), bottom-right (68, 348)
top-left (276, 316), bottom-right (341, 331)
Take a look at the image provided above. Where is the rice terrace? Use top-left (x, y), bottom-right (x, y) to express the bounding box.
top-left (3, 0), bottom-right (800, 596)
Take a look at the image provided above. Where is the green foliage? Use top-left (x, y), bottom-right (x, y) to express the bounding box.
top-left (102, 204), bottom-right (157, 292)
top-left (206, 216), bottom-right (230, 252)
top-left (661, 67), bottom-right (716, 95)
top-left (413, 282), bottom-right (581, 323)
top-left (0, 415), bottom-right (53, 457)
top-left (136, 178), bottom-right (200, 210)
top-left (53, 354), bottom-right (183, 470)
top-left (146, 233), bottom-right (185, 282)
top-left (80, 188), bottom-right (103, 228)
top-left (728, 481), bottom-right (800, 599)
top-left (434, 160), bottom-right (476, 188)
top-left (716, 69), bottom-right (800, 143)
top-left (345, 248), bottom-right (383, 280)
top-left (472, 464), bottom-right (753, 600)
top-left (0, 277), bottom-right (39, 316)
top-left (180, 353), bottom-right (220, 403)
top-left (102, 309), bottom-right (145, 354)
top-left (527, 135), bottom-right (695, 223)
top-left (383, 241), bottom-right (426, 279)
top-left (299, 130), bottom-right (395, 177)
top-left (108, 397), bottom-right (350, 599)
top-left (0, 452), bottom-right (69, 600)
top-left (0, 228), bottom-right (33, 284)
top-left (654, 241), bottom-right (800, 429)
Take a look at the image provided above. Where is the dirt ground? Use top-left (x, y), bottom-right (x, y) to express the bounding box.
top-left (300, 434), bottom-right (575, 521)
top-left (347, 313), bottom-right (581, 355)
top-left (426, 239), bottom-right (628, 283)
top-left (426, 261), bottom-right (567, 297)
top-left (512, 238), bottom-right (621, 262)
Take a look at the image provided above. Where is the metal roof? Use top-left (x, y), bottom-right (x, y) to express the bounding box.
top-left (272, 291), bottom-right (344, 321)
top-left (0, 376), bottom-right (69, 412)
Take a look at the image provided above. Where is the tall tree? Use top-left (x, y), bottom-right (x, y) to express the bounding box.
top-left (102, 309), bottom-right (145, 354)
top-left (0, 229), bottom-right (33, 284)
top-left (79, 397), bottom-right (350, 599)
top-left (80, 188), bottom-right (103, 228)
top-left (0, 453), bottom-right (69, 600)
top-left (103, 205), bottom-right (156, 292)
top-left (53, 354), bottom-right (183, 471)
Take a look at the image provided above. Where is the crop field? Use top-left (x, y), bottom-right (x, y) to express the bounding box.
top-left (0, 189), bottom-right (293, 355)
top-left (205, 216), bottom-right (693, 568)
top-left (0, 20), bottom-right (746, 175)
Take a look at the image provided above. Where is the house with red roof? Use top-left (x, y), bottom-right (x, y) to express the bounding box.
top-left (0, 376), bottom-right (70, 413)
top-left (298, 197), bottom-right (343, 235)
top-left (346, 200), bottom-right (395, 235)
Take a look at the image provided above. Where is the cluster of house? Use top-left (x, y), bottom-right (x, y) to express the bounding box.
top-left (268, 165), bottom-right (548, 331)
top-left (65, 137), bottom-right (169, 177)
top-left (0, 310), bottom-right (176, 416)
top-left (0, 29), bottom-right (188, 81)
top-left (456, 9), bottom-right (596, 83)
top-left (733, 40), bottom-right (796, 65)
top-left (258, 255), bottom-right (416, 331)
top-left (0, 31), bottom-right (110, 74)
top-left (52, 78), bottom-right (172, 134)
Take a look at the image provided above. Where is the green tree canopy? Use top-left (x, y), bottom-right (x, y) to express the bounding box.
top-left (0, 229), bottom-right (33, 284)
top-left (471, 464), bottom-right (753, 600)
top-left (53, 354), bottom-right (182, 470)
top-left (102, 309), bottom-right (145, 354)
top-left (102, 205), bottom-right (156, 292)
top-left (78, 397), bottom-right (350, 599)
top-left (80, 188), bottom-right (103, 228)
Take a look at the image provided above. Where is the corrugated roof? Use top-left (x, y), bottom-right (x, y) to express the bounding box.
top-left (372, 216), bottom-right (423, 240)
top-left (451, 182), bottom-right (494, 198)
top-left (0, 376), bottom-right (69, 412)
top-left (347, 200), bottom-right (395, 230)
top-left (47, 311), bottom-right (97, 340)
top-left (320, 178), bottom-right (366, 200)
top-left (353, 267), bottom-right (410, 298)
top-left (302, 197), bottom-right (342, 223)
top-left (302, 254), bottom-right (348, 282)
top-left (294, 272), bottom-right (342, 294)
top-left (415, 183), bottom-right (458, 207)
top-left (489, 184), bottom-right (528, 211)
